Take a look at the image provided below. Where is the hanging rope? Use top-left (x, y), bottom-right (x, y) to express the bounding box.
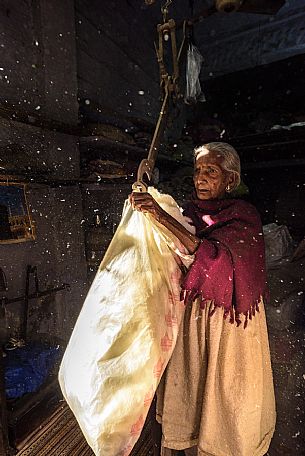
top-left (161, 0), bottom-right (173, 23)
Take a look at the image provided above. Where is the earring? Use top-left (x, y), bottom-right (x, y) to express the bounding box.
top-left (226, 185), bottom-right (231, 192)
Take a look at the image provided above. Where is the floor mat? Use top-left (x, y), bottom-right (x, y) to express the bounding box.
top-left (16, 402), bottom-right (153, 456)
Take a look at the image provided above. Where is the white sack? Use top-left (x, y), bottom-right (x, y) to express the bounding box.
top-left (58, 187), bottom-right (194, 456)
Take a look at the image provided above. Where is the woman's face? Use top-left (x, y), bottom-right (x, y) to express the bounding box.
top-left (193, 149), bottom-right (234, 200)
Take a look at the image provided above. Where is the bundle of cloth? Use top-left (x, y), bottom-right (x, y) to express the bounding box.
top-left (58, 188), bottom-right (194, 456)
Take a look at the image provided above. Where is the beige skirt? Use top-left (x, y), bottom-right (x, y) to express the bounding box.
top-left (157, 299), bottom-right (276, 456)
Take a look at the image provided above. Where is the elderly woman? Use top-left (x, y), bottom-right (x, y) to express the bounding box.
top-left (130, 142), bottom-right (276, 456)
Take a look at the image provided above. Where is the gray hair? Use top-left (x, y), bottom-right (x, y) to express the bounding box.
top-left (194, 142), bottom-right (241, 189)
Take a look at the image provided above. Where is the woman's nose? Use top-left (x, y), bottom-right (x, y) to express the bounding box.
top-left (197, 169), bottom-right (208, 180)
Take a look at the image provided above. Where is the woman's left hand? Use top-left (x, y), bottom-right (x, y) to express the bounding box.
top-left (129, 192), bottom-right (165, 222)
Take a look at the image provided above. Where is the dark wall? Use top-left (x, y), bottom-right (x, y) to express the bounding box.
top-left (1, 0), bottom-right (171, 344)
top-left (0, 0), bottom-right (87, 344)
top-left (0, 0), bottom-right (78, 124)
top-left (188, 54), bottom-right (305, 137)
top-left (75, 0), bottom-right (161, 123)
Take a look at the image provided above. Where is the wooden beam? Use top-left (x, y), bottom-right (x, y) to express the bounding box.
top-left (0, 104), bottom-right (79, 136)
top-left (238, 0), bottom-right (285, 15)
top-left (0, 99), bottom-right (156, 137)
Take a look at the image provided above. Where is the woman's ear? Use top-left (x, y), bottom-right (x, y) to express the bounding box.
top-left (227, 172), bottom-right (237, 189)
top-left (225, 172), bottom-right (238, 193)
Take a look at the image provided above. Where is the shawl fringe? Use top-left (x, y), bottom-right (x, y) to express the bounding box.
top-left (181, 289), bottom-right (266, 329)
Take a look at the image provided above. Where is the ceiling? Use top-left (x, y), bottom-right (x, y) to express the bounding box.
top-left (140, 0), bottom-right (305, 78)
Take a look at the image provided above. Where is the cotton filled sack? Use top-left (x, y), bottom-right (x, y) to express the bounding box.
top-left (58, 187), bottom-right (194, 456)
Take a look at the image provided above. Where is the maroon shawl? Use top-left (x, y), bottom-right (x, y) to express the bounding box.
top-left (181, 197), bottom-right (268, 327)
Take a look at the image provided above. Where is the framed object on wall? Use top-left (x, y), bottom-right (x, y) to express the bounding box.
top-left (0, 181), bottom-right (35, 244)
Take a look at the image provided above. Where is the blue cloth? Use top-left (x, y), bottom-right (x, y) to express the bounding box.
top-left (4, 343), bottom-right (61, 399)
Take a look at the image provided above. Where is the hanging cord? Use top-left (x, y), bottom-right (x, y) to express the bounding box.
top-left (188, 0), bottom-right (194, 16)
top-left (177, 20), bottom-right (187, 62)
top-left (161, 0), bottom-right (173, 23)
top-left (186, 21), bottom-right (194, 45)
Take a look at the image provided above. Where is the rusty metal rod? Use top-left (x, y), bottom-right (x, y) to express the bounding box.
top-left (2, 283), bottom-right (70, 305)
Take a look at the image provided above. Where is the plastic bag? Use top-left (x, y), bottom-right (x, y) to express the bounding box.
top-left (185, 43), bottom-right (205, 104)
top-left (58, 188), bottom-right (194, 456)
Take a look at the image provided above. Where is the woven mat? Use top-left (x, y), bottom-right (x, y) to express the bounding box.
top-left (16, 402), bottom-right (153, 456)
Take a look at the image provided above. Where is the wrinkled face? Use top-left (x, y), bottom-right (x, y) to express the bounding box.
top-left (193, 149), bottom-right (234, 200)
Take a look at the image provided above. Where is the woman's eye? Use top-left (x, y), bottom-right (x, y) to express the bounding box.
top-left (208, 167), bottom-right (216, 174)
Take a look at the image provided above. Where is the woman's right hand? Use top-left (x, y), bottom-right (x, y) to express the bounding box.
top-left (129, 192), bottom-right (165, 222)
top-left (129, 192), bottom-right (201, 254)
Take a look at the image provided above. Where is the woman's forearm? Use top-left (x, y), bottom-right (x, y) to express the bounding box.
top-left (155, 208), bottom-right (201, 254)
